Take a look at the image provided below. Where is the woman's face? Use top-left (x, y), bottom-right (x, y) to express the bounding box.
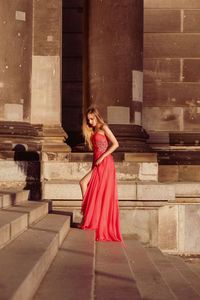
top-left (87, 113), bottom-right (97, 128)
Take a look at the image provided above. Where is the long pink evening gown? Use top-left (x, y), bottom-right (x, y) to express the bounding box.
top-left (81, 132), bottom-right (125, 247)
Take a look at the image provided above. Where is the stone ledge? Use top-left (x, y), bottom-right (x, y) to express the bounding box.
top-left (43, 181), bottom-right (175, 201)
top-left (174, 182), bottom-right (200, 197)
top-left (42, 161), bottom-right (158, 182)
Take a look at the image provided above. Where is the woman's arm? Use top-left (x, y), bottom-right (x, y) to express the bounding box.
top-left (95, 124), bottom-right (119, 165)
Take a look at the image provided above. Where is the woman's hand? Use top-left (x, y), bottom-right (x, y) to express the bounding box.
top-left (95, 156), bottom-right (104, 166)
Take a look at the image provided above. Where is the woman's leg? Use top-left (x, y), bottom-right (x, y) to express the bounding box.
top-left (79, 169), bottom-right (93, 198)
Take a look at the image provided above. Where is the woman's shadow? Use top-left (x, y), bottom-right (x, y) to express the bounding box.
top-left (13, 144), bottom-right (41, 200)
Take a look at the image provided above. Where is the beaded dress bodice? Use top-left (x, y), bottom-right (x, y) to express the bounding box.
top-left (91, 133), bottom-right (108, 160)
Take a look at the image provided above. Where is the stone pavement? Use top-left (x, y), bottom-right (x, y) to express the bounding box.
top-left (33, 230), bottom-right (200, 300)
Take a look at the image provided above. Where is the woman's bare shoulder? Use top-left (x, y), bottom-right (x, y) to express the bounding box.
top-left (101, 123), bottom-right (109, 131)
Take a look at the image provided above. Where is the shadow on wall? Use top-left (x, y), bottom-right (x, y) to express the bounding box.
top-left (13, 144), bottom-right (41, 200)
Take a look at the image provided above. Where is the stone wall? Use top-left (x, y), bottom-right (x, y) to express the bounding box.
top-left (143, 0), bottom-right (200, 144)
top-left (0, 0), bottom-right (32, 122)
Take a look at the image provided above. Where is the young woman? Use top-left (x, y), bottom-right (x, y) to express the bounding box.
top-left (79, 107), bottom-right (125, 247)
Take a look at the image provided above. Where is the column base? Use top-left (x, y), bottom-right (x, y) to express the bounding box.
top-left (109, 124), bottom-right (152, 152)
top-left (0, 122), bottom-right (71, 200)
top-left (33, 124), bottom-right (71, 153)
top-left (0, 121), bottom-right (40, 151)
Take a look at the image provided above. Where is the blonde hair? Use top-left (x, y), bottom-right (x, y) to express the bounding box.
top-left (82, 106), bottom-right (105, 150)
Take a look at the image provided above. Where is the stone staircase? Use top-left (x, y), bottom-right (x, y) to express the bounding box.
top-left (1, 189), bottom-right (200, 300)
top-left (0, 189), bottom-right (70, 300)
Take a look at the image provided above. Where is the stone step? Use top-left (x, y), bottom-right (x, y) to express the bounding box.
top-left (95, 241), bottom-right (142, 300)
top-left (43, 180), bottom-right (175, 201)
top-left (0, 213), bottom-right (70, 300)
top-left (0, 201), bottom-right (48, 249)
top-left (43, 161), bottom-right (158, 182)
top-left (167, 255), bottom-right (200, 296)
top-left (6, 200), bottom-right (49, 225)
top-left (146, 247), bottom-right (200, 300)
top-left (33, 228), bottom-right (95, 300)
top-left (124, 239), bottom-right (176, 300)
top-left (0, 189), bottom-right (29, 209)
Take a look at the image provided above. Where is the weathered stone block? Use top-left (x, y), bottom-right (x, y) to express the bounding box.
top-left (179, 165), bottom-right (200, 181)
top-left (43, 181), bottom-right (137, 200)
top-left (115, 162), bottom-right (140, 181)
top-left (44, 161), bottom-right (157, 182)
top-left (175, 198), bottom-right (200, 203)
top-left (158, 165), bottom-right (179, 182)
top-left (107, 106), bottom-right (130, 124)
top-left (184, 107), bottom-right (200, 131)
top-left (184, 10), bottom-right (200, 32)
top-left (174, 182), bottom-right (200, 197)
top-left (124, 152), bottom-right (157, 162)
top-left (43, 162), bottom-right (91, 181)
top-left (137, 183), bottom-right (175, 201)
top-left (144, 9), bottom-right (181, 33)
top-left (43, 181), bottom-right (82, 200)
top-left (183, 204), bottom-right (200, 253)
top-left (144, 33), bottom-right (200, 58)
top-left (0, 0), bottom-right (32, 122)
top-left (118, 182), bottom-right (137, 200)
top-left (70, 152), bottom-right (93, 162)
top-left (4, 104), bottom-right (23, 122)
top-left (33, 0), bottom-right (61, 56)
top-left (31, 56), bottom-right (61, 124)
top-left (0, 161), bottom-right (26, 182)
top-left (143, 107), bottom-right (182, 131)
top-left (139, 163), bottom-right (158, 181)
top-left (158, 203), bottom-right (200, 254)
top-left (144, 82), bottom-right (200, 106)
top-left (144, 0), bottom-right (200, 9)
top-left (144, 59), bottom-right (180, 83)
top-left (120, 209), bottom-right (158, 245)
top-left (42, 152), bottom-right (70, 162)
top-left (183, 59), bottom-right (200, 82)
top-left (158, 205), bottom-right (178, 251)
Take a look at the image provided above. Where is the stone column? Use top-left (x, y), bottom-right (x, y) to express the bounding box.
top-left (86, 0), bottom-right (150, 152)
top-left (0, 0), bottom-right (37, 149)
top-left (0, 1), bottom-right (41, 198)
top-left (31, 0), bottom-right (70, 154)
top-left (0, 0), bottom-right (70, 199)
